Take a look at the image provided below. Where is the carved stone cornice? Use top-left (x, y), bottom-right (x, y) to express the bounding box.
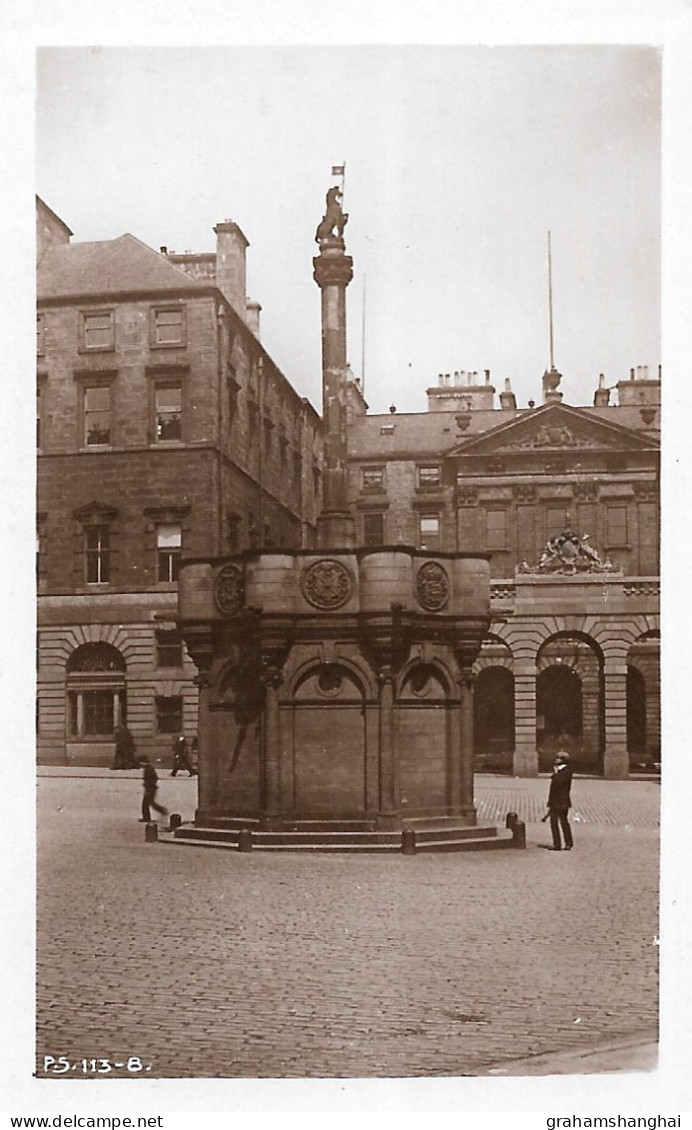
top-left (312, 253), bottom-right (354, 289)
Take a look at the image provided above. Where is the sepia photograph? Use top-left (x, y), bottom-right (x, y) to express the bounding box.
top-left (6, 8), bottom-right (690, 1118)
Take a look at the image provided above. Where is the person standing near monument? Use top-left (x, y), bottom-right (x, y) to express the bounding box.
top-left (545, 751), bottom-right (574, 851)
top-left (171, 733), bottom-right (195, 776)
top-left (138, 756), bottom-right (168, 823)
top-left (112, 723), bottom-right (137, 770)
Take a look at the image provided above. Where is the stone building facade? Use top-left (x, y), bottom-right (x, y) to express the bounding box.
top-left (37, 197), bottom-right (323, 765)
top-left (346, 369), bottom-right (660, 778)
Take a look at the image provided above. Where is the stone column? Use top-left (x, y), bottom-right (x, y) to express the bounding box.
top-left (603, 662), bottom-right (629, 778)
top-left (580, 656), bottom-right (601, 767)
top-left (194, 668), bottom-right (216, 815)
top-left (458, 669), bottom-right (476, 817)
top-left (261, 672), bottom-right (283, 826)
top-left (513, 664), bottom-right (539, 776)
top-left (76, 691), bottom-right (84, 737)
top-left (313, 230), bottom-right (355, 548)
top-left (377, 668), bottom-right (399, 826)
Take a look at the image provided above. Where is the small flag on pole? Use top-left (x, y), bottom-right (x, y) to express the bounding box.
top-left (331, 165), bottom-right (345, 176)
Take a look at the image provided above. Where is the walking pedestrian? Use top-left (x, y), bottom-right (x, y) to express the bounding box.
top-left (171, 734), bottom-right (195, 776)
top-left (138, 756), bottom-right (168, 822)
top-left (544, 751), bottom-right (574, 851)
top-left (112, 723), bottom-right (137, 770)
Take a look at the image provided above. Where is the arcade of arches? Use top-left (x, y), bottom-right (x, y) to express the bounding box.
top-left (473, 629), bottom-right (659, 776)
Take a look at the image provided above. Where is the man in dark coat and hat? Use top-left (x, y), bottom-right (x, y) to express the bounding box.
top-left (545, 751), bottom-right (574, 851)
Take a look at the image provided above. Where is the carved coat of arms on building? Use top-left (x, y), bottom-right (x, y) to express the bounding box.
top-left (517, 527), bottom-right (616, 577)
top-left (214, 563), bottom-right (245, 615)
top-left (415, 561), bottom-right (449, 610)
top-left (301, 559), bottom-right (353, 610)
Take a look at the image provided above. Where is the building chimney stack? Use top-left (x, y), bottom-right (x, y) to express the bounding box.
top-left (214, 220), bottom-right (249, 319)
top-left (594, 372), bottom-right (610, 407)
top-left (499, 378), bottom-right (517, 410)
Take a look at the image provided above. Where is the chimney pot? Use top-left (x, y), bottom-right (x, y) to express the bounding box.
top-left (389, 403), bottom-right (396, 414)
top-left (630, 368), bottom-right (635, 380)
top-left (159, 246), bottom-right (168, 254)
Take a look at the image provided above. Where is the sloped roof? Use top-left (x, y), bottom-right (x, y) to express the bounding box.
top-left (348, 400), bottom-right (658, 459)
top-left (37, 233), bottom-right (208, 300)
top-left (447, 400), bottom-right (659, 456)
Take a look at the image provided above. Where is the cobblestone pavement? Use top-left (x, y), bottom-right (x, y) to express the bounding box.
top-left (36, 774), bottom-right (659, 1079)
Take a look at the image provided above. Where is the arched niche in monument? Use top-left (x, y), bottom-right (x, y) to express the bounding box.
top-left (290, 662), bottom-right (368, 818)
top-left (397, 663), bottom-right (454, 815)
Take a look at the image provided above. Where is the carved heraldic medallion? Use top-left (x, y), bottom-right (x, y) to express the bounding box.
top-left (214, 564), bottom-right (245, 615)
top-left (301, 559), bottom-right (352, 610)
top-left (415, 561), bottom-right (449, 611)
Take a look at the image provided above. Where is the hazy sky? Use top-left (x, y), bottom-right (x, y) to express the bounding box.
top-left (37, 45), bottom-right (660, 415)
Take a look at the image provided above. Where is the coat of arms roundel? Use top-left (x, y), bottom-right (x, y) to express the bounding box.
top-left (415, 561), bottom-right (449, 611)
top-left (301, 559), bottom-right (353, 610)
top-left (214, 564), bottom-right (245, 615)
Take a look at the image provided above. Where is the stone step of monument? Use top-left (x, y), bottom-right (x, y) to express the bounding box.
top-left (172, 823), bottom-right (497, 847)
top-left (161, 824), bottom-right (517, 854)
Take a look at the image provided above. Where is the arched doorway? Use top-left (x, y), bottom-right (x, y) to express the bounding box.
top-left (66, 642), bottom-right (127, 756)
top-left (536, 633), bottom-right (604, 774)
top-left (627, 631), bottom-right (660, 772)
top-left (474, 666), bottom-right (515, 774)
top-left (536, 665), bottom-right (582, 766)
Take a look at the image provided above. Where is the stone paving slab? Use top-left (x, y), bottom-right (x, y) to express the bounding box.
top-left (36, 774), bottom-right (659, 1079)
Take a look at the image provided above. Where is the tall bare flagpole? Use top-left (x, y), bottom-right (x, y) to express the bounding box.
top-left (361, 274), bottom-right (366, 395)
top-left (548, 230), bottom-right (555, 370)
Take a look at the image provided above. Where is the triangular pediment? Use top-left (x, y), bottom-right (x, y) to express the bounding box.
top-left (446, 402), bottom-right (659, 458)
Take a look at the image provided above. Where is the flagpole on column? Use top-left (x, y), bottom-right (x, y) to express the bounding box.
top-left (331, 161), bottom-right (346, 199)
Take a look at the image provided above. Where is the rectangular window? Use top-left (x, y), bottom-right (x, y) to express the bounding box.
top-left (155, 385), bottom-right (182, 441)
top-left (486, 509), bottom-right (507, 551)
top-left (156, 629), bottom-right (183, 668)
top-left (84, 385), bottom-right (111, 446)
top-left (606, 505), bottom-right (628, 546)
top-left (37, 314), bottom-right (45, 356)
top-left (85, 525), bottom-right (110, 584)
top-left (82, 310), bottom-right (114, 351)
top-left (546, 507), bottom-right (567, 540)
top-left (363, 512), bottom-right (385, 546)
top-left (83, 690), bottom-right (114, 736)
top-left (419, 513), bottom-right (441, 550)
top-left (156, 695), bottom-right (183, 735)
top-left (157, 524), bottom-right (181, 582)
top-left (362, 466), bottom-right (385, 492)
top-left (417, 465), bottom-right (441, 489)
top-left (153, 307), bottom-right (185, 346)
top-left (37, 386), bottom-right (43, 448)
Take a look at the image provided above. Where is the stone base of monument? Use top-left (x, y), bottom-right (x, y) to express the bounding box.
top-left (159, 817), bottom-right (520, 854)
top-left (176, 546), bottom-right (519, 857)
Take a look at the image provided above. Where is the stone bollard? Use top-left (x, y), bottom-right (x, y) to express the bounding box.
top-left (144, 822), bottom-right (158, 843)
top-left (511, 820), bottom-right (526, 849)
top-left (237, 828), bottom-right (253, 853)
top-left (169, 813), bottom-right (182, 831)
top-left (401, 828), bottom-right (416, 855)
top-left (505, 812), bottom-right (518, 829)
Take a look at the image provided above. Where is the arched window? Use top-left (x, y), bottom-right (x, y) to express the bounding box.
top-left (66, 642), bottom-right (126, 740)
